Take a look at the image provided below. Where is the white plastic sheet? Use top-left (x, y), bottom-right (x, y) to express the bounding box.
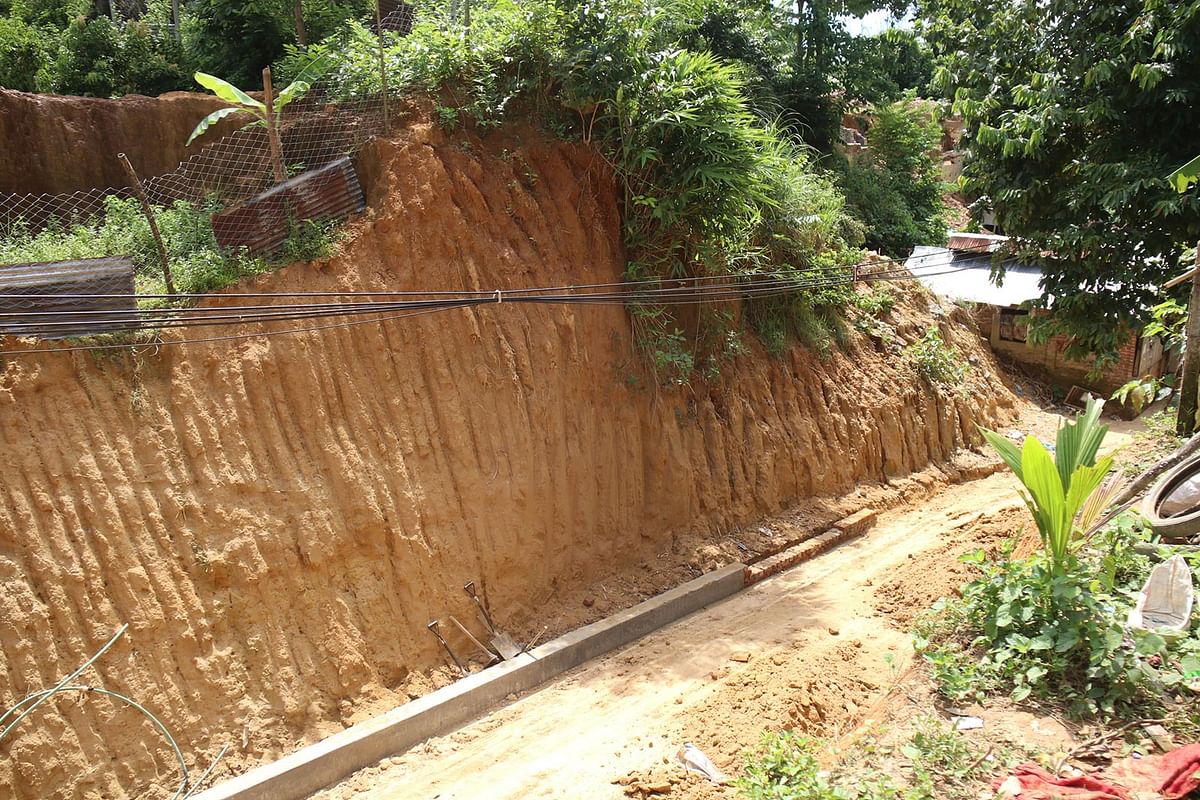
top-left (1127, 555), bottom-right (1195, 632)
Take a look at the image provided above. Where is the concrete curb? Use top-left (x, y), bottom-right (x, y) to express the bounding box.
top-left (193, 562), bottom-right (746, 800)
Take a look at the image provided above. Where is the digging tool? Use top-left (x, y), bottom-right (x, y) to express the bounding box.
top-left (521, 625), bottom-right (548, 655)
top-left (427, 620), bottom-right (467, 677)
top-left (448, 614), bottom-right (498, 665)
top-left (463, 581), bottom-right (521, 660)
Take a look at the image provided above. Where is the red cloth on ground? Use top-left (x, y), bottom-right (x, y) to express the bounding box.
top-left (996, 744), bottom-right (1200, 800)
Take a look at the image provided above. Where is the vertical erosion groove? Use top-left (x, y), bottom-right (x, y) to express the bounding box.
top-left (0, 117), bottom-right (1017, 799)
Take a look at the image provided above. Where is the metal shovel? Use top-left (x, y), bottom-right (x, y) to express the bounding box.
top-left (448, 614), bottom-right (498, 666)
top-left (464, 580), bottom-right (521, 660)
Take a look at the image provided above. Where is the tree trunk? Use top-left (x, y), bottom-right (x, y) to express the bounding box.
top-left (1177, 242), bottom-right (1200, 435)
top-left (294, 0), bottom-right (307, 46)
top-left (795, 0), bottom-right (807, 64)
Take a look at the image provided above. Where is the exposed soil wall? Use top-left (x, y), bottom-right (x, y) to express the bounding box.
top-left (0, 104), bottom-right (1017, 799)
top-left (0, 89), bottom-right (238, 195)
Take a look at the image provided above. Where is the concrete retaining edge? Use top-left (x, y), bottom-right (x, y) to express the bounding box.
top-left (193, 562), bottom-right (747, 800)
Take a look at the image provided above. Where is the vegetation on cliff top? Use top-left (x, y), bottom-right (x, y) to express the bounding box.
top-left (1, 0), bottom-right (950, 380)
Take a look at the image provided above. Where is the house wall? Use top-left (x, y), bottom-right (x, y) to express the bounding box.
top-left (974, 306), bottom-right (1161, 396)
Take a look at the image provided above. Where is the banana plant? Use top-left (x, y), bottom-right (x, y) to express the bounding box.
top-left (981, 398), bottom-right (1116, 572)
top-left (187, 68), bottom-right (317, 183)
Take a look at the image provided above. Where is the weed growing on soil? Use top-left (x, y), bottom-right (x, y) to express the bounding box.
top-left (631, 306), bottom-right (694, 385)
top-left (740, 718), bottom-right (996, 800)
top-left (854, 286), bottom-right (896, 319)
top-left (919, 402), bottom-right (1200, 720)
top-left (904, 327), bottom-right (967, 385)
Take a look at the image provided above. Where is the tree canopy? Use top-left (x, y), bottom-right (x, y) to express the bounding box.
top-left (918, 0), bottom-right (1200, 361)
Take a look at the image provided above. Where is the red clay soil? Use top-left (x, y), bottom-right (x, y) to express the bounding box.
top-left (0, 89), bottom-right (241, 195)
top-left (0, 101), bottom-right (1018, 799)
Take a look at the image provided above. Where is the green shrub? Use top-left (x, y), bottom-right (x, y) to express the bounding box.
top-left (0, 196), bottom-right (339, 302)
top-left (185, 0), bottom-right (292, 88)
top-left (0, 16), bottom-right (47, 91)
top-left (8, 0), bottom-right (89, 28)
top-left (854, 286), bottom-right (896, 318)
top-left (34, 15), bottom-right (189, 97)
top-left (282, 0), bottom-right (862, 373)
top-left (915, 518), bottom-right (1200, 718)
top-left (119, 21), bottom-right (191, 96)
top-left (837, 98), bottom-right (947, 258)
top-left (38, 16), bottom-right (124, 96)
top-left (922, 400), bottom-right (1200, 719)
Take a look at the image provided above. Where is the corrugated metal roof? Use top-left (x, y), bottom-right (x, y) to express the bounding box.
top-left (0, 256), bottom-right (136, 338)
top-left (906, 245), bottom-right (1043, 307)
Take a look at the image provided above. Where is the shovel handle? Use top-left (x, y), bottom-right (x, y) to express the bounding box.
top-left (449, 615), bottom-right (498, 661)
top-left (464, 580), bottom-right (497, 632)
top-left (427, 620), bottom-right (467, 676)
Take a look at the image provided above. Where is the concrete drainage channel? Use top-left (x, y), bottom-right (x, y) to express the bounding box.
top-left (194, 510), bottom-right (877, 800)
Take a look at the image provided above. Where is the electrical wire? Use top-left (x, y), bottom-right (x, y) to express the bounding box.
top-left (0, 242), bottom-right (994, 302)
top-left (0, 247), bottom-right (997, 355)
top-left (0, 303), bottom-right (477, 356)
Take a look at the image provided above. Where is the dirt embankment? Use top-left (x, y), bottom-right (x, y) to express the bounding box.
top-left (0, 106), bottom-right (1017, 799)
top-left (0, 89), bottom-right (239, 194)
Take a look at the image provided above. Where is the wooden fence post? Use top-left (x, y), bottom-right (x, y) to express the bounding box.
top-left (376, 0), bottom-right (390, 133)
top-left (119, 153), bottom-right (176, 297)
top-left (1178, 243), bottom-right (1200, 435)
top-left (262, 67), bottom-right (288, 184)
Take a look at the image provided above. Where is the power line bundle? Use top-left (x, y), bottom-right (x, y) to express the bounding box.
top-left (0, 246), bottom-right (990, 356)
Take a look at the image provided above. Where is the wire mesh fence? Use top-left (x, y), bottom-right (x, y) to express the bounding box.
top-left (0, 0), bottom-right (460, 278)
top-left (0, 78), bottom-right (386, 235)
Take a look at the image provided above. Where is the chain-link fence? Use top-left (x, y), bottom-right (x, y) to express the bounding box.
top-left (0, 71), bottom-right (385, 235)
top-left (0, 0), bottom-right (459, 281)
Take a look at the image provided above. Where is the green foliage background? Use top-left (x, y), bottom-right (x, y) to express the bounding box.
top-left (0, 0), bottom-right (952, 374)
top-left (917, 0), bottom-right (1200, 363)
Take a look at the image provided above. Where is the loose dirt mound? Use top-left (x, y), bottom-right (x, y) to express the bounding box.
top-left (0, 102), bottom-right (1017, 799)
top-left (874, 505), bottom-right (1029, 626)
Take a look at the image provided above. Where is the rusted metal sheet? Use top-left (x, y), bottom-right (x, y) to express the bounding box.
top-left (210, 157), bottom-right (365, 257)
top-left (0, 256), bottom-right (136, 339)
top-left (946, 231), bottom-right (1004, 253)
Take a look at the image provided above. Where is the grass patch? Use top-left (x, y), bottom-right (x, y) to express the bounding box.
top-left (0, 196), bottom-right (342, 308)
top-left (904, 327), bottom-right (967, 385)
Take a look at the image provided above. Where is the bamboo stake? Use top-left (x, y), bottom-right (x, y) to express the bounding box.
top-left (262, 67), bottom-right (287, 184)
top-left (118, 153), bottom-right (175, 297)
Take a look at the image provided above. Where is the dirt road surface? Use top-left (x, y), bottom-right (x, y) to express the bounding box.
top-left (314, 467), bottom-right (1049, 800)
